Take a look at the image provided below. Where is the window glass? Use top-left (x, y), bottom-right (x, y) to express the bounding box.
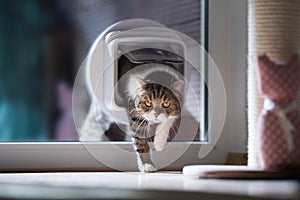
top-left (0, 0), bottom-right (204, 142)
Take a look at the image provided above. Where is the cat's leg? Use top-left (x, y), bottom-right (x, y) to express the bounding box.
top-left (154, 118), bottom-right (175, 151)
top-left (132, 137), bottom-right (157, 172)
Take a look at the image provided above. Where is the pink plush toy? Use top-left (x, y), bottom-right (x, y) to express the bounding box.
top-left (257, 54), bottom-right (300, 169)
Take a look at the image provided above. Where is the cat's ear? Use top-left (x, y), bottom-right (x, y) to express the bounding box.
top-left (127, 76), bottom-right (146, 97)
top-left (171, 80), bottom-right (184, 94)
top-left (135, 76), bottom-right (146, 88)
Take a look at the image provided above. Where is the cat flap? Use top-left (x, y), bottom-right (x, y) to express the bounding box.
top-left (120, 48), bottom-right (184, 64)
top-left (117, 47), bottom-right (185, 82)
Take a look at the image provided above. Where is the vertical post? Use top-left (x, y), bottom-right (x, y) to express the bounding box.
top-left (247, 0), bottom-right (300, 167)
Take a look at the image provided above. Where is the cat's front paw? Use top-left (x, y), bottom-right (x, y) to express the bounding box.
top-left (139, 163), bottom-right (157, 173)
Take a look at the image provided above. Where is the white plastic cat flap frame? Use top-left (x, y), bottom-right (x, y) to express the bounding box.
top-left (86, 19), bottom-right (187, 123)
top-left (83, 19), bottom-right (204, 142)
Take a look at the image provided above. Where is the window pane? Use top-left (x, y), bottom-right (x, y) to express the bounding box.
top-left (0, 0), bottom-right (205, 142)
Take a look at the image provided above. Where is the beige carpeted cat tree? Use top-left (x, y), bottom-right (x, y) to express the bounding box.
top-left (247, 0), bottom-right (300, 167)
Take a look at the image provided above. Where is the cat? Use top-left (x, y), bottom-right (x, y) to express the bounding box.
top-left (125, 65), bottom-right (184, 172)
top-left (79, 64), bottom-right (184, 172)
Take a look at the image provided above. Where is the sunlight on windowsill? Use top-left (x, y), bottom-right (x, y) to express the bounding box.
top-left (0, 169), bottom-right (299, 200)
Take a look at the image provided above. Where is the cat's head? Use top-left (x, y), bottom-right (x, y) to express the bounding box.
top-left (133, 77), bottom-right (184, 123)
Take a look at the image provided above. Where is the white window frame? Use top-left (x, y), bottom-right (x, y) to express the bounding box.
top-left (0, 0), bottom-right (247, 172)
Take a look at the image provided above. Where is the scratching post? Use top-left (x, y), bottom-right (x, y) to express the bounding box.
top-left (247, 0), bottom-right (300, 167)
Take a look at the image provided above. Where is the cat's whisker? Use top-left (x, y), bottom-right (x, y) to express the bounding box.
top-left (127, 108), bottom-right (137, 114)
top-left (143, 126), bottom-right (149, 142)
top-left (146, 124), bottom-right (153, 143)
top-left (169, 122), bottom-right (178, 140)
top-left (142, 119), bottom-right (150, 140)
top-left (133, 118), bottom-right (146, 137)
top-left (131, 119), bottom-right (139, 131)
top-left (132, 118), bottom-right (138, 124)
top-left (169, 121), bottom-right (185, 141)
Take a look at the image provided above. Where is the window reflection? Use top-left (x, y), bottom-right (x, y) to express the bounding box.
top-left (0, 0), bottom-right (201, 141)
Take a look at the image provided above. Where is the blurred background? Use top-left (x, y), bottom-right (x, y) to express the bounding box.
top-left (0, 0), bottom-right (201, 141)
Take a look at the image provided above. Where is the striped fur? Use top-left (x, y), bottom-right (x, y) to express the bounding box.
top-left (127, 79), bottom-right (183, 172)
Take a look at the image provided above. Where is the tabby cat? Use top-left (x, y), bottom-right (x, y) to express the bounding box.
top-left (80, 64), bottom-right (184, 172)
top-left (126, 65), bottom-right (184, 172)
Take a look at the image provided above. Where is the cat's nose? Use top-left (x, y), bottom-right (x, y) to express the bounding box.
top-left (154, 113), bottom-right (159, 118)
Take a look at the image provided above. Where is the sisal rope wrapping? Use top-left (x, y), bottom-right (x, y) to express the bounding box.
top-left (247, 0), bottom-right (300, 167)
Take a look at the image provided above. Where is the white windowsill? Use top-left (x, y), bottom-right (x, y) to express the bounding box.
top-left (0, 170), bottom-right (298, 200)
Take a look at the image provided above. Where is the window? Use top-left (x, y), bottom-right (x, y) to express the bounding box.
top-left (0, 0), bottom-right (247, 171)
top-left (0, 0), bottom-right (203, 142)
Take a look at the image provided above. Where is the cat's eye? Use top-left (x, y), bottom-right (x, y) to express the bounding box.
top-left (145, 100), bottom-right (152, 107)
top-left (162, 101), bottom-right (171, 108)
